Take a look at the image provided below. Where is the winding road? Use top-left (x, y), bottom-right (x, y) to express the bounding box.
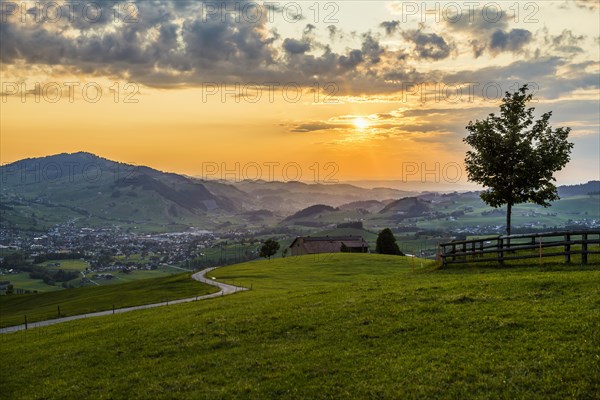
top-left (0, 267), bottom-right (247, 334)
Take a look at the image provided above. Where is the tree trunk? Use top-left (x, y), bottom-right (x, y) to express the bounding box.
top-left (505, 203), bottom-right (512, 236)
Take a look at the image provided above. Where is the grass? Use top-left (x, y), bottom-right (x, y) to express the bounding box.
top-left (0, 253), bottom-right (598, 399)
top-left (3, 261), bottom-right (188, 293)
top-left (0, 272), bottom-right (64, 293)
top-left (36, 259), bottom-right (89, 271)
top-left (0, 272), bottom-right (218, 328)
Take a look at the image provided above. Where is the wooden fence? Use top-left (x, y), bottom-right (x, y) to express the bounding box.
top-left (439, 230), bottom-right (600, 267)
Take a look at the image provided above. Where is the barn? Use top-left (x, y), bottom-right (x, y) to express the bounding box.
top-left (289, 236), bottom-right (369, 256)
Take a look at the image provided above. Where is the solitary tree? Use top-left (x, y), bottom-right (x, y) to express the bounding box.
top-left (376, 228), bottom-right (403, 255)
top-left (259, 238), bottom-right (280, 260)
top-left (464, 85), bottom-right (573, 237)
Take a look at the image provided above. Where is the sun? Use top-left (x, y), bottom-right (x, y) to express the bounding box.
top-left (353, 117), bottom-right (369, 130)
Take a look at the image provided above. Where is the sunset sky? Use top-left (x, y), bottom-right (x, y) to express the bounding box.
top-left (1, 0), bottom-right (599, 185)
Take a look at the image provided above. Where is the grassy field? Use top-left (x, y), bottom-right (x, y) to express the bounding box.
top-left (0, 273), bottom-right (218, 328)
top-left (36, 259), bottom-right (89, 271)
top-left (2, 260), bottom-right (189, 293)
top-left (0, 253), bottom-right (599, 399)
top-left (0, 272), bottom-right (64, 293)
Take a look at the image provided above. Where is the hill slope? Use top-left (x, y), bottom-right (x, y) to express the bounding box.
top-left (0, 152), bottom-right (237, 231)
top-left (1, 254), bottom-right (598, 399)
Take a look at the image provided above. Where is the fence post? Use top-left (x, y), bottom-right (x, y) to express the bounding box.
top-left (439, 244), bottom-right (444, 266)
top-left (539, 237), bottom-right (542, 266)
top-left (497, 238), bottom-right (504, 265)
top-left (582, 233), bottom-right (588, 265)
top-left (24, 315), bottom-right (28, 330)
top-left (58, 305), bottom-right (61, 318)
top-left (451, 243), bottom-right (456, 262)
top-left (112, 305), bottom-right (115, 315)
top-left (564, 234), bottom-right (571, 264)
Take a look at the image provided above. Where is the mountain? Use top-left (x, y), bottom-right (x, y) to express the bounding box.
top-left (0, 152), bottom-right (236, 231)
top-left (0, 153), bottom-right (415, 232)
top-left (2, 152), bottom-right (596, 234)
top-left (230, 180), bottom-right (414, 214)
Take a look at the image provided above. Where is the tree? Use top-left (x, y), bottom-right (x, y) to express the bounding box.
top-left (464, 85), bottom-right (573, 236)
top-left (376, 228), bottom-right (403, 255)
top-left (259, 238), bottom-right (280, 260)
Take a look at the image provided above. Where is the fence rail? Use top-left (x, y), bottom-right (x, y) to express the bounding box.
top-left (439, 230), bottom-right (600, 267)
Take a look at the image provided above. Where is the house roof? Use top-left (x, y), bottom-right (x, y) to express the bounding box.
top-left (289, 235), bottom-right (368, 249)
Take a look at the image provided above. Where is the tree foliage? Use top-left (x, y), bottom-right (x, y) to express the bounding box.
top-left (376, 228), bottom-right (403, 255)
top-left (259, 238), bottom-right (280, 260)
top-left (464, 85), bottom-right (573, 236)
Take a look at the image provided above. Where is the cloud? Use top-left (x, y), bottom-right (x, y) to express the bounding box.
top-left (442, 9), bottom-right (533, 57)
top-left (290, 122), bottom-right (344, 133)
top-left (402, 30), bottom-right (454, 60)
top-left (361, 33), bottom-right (385, 64)
top-left (548, 29), bottom-right (586, 54)
top-left (0, 0), bottom-right (596, 101)
top-left (283, 38), bottom-right (311, 55)
top-left (327, 25), bottom-right (343, 41)
top-left (1, 1), bottom-right (395, 91)
top-left (572, 0), bottom-right (600, 10)
top-left (380, 20), bottom-right (400, 36)
top-left (490, 29), bottom-right (533, 53)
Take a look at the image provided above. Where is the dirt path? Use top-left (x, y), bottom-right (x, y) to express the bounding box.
top-left (0, 267), bottom-right (247, 334)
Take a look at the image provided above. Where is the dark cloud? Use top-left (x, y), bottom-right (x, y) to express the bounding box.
top-left (380, 20), bottom-right (400, 36)
top-left (490, 29), bottom-right (532, 53)
top-left (1, 0), bottom-right (393, 89)
top-left (361, 33), bottom-right (384, 64)
top-left (402, 30), bottom-right (453, 60)
top-left (339, 50), bottom-right (364, 69)
top-left (327, 25), bottom-right (336, 37)
top-left (304, 24), bottom-right (317, 35)
top-left (443, 8), bottom-right (532, 57)
top-left (283, 38), bottom-right (311, 55)
top-left (0, 0), bottom-right (596, 101)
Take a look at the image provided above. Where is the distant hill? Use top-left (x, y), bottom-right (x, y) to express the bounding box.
top-left (557, 181), bottom-right (600, 197)
top-left (283, 204), bottom-right (338, 222)
top-left (232, 180), bottom-right (414, 215)
top-left (338, 200), bottom-right (385, 213)
top-left (379, 197), bottom-right (431, 217)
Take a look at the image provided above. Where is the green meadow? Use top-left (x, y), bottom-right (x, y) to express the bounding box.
top-left (0, 273), bottom-right (218, 328)
top-left (0, 253), bottom-right (599, 399)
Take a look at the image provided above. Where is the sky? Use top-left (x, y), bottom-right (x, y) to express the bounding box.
top-left (1, 0), bottom-right (599, 186)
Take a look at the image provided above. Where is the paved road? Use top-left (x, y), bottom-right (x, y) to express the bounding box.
top-left (0, 267), bottom-right (247, 334)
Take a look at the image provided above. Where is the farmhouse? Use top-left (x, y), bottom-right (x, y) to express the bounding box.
top-left (289, 236), bottom-right (369, 256)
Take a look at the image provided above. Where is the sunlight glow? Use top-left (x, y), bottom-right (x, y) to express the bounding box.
top-left (353, 117), bottom-right (369, 130)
